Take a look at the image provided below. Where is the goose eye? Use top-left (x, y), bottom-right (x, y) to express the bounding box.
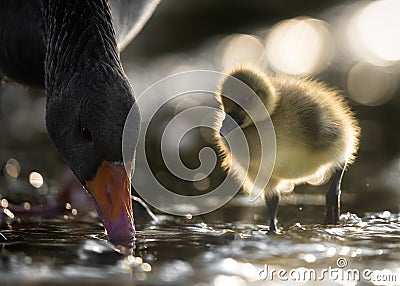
top-left (81, 127), bottom-right (93, 142)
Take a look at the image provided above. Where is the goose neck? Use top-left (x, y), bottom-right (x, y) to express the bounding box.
top-left (41, 0), bottom-right (123, 96)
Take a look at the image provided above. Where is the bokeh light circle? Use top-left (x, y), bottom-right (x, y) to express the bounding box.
top-left (265, 17), bottom-right (334, 75)
top-left (347, 62), bottom-right (398, 106)
top-left (347, 0), bottom-right (400, 66)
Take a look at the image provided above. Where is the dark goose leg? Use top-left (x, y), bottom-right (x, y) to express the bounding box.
top-left (265, 193), bottom-right (279, 232)
top-left (324, 167), bottom-right (346, 224)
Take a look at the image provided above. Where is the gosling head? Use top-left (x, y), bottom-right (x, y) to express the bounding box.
top-left (216, 66), bottom-right (277, 135)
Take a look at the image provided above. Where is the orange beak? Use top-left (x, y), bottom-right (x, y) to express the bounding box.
top-left (86, 161), bottom-right (134, 243)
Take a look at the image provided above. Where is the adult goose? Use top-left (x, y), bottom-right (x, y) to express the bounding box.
top-left (0, 0), bottom-right (160, 243)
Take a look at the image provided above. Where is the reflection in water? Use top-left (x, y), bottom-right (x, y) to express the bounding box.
top-left (1, 212), bottom-right (400, 285)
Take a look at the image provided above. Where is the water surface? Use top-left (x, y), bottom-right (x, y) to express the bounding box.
top-left (1, 211), bottom-right (400, 285)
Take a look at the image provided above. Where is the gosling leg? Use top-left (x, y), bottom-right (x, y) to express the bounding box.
top-left (265, 192), bottom-right (279, 232)
top-left (324, 167), bottom-right (345, 224)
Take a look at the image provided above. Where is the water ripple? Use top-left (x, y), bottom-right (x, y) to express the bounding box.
top-left (1, 212), bottom-right (400, 284)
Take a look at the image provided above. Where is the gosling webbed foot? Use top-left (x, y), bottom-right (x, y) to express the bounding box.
top-left (324, 167), bottom-right (345, 224)
top-left (266, 193), bottom-right (279, 232)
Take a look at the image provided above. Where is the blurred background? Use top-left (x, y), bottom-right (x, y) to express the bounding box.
top-left (1, 0), bottom-right (400, 227)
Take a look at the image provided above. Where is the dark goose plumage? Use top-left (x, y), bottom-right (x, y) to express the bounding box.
top-left (0, 0), bottom-right (159, 243)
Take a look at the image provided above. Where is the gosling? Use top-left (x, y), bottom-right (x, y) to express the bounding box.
top-left (215, 66), bottom-right (360, 231)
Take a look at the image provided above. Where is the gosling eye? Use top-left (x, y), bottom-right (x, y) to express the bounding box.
top-left (227, 112), bottom-right (244, 127)
top-left (80, 126), bottom-right (93, 142)
top-left (221, 112), bottom-right (245, 137)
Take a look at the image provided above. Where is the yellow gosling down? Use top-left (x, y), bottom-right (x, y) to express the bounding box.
top-left (215, 66), bottom-right (360, 231)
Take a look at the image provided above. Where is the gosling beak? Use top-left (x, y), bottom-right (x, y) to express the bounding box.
top-left (220, 114), bottom-right (238, 137)
top-left (86, 161), bottom-right (134, 243)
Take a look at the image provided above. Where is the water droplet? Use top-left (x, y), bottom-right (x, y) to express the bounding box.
top-left (1, 199), bottom-right (8, 208)
top-left (141, 262), bottom-right (152, 272)
top-left (29, 172), bottom-right (43, 188)
top-left (326, 247), bottom-right (337, 257)
top-left (3, 158), bottom-right (20, 180)
top-left (24, 202), bottom-right (31, 210)
top-left (135, 257), bottom-right (143, 264)
top-left (3, 208), bottom-right (14, 219)
top-left (302, 253), bottom-right (317, 263)
top-left (382, 210), bottom-right (391, 218)
top-left (339, 246), bottom-right (351, 256)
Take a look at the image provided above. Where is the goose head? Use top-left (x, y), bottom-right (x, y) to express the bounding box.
top-left (45, 66), bottom-right (140, 243)
top-left (39, 0), bottom-right (144, 243)
top-left (0, 0), bottom-right (152, 243)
